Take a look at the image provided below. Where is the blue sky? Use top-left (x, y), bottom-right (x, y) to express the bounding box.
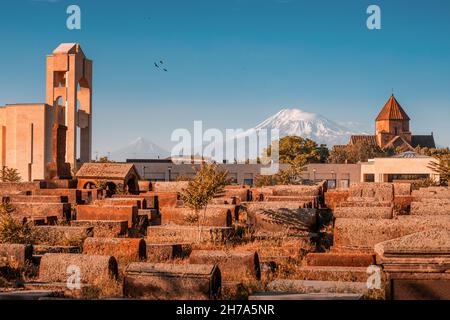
top-left (0, 0), bottom-right (449, 156)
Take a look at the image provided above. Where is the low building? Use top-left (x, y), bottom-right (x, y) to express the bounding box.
top-left (360, 151), bottom-right (439, 183)
top-left (126, 159), bottom-right (361, 188)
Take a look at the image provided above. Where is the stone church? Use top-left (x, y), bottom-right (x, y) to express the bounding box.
top-left (348, 95), bottom-right (435, 150)
top-left (0, 43), bottom-right (92, 181)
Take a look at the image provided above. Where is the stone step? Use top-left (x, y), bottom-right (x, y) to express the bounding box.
top-left (266, 279), bottom-right (368, 295)
top-left (293, 266), bottom-right (369, 282)
top-left (249, 292), bottom-right (363, 300)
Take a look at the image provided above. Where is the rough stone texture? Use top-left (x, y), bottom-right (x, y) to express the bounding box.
top-left (211, 197), bottom-right (238, 205)
top-left (334, 205), bottom-right (393, 219)
top-left (393, 183), bottom-right (412, 196)
top-left (33, 245), bottom-right (81, 255)
top-left (0, 181), bottom-right (44, 194)
top-left (7, 195), bottom-right (68, 203)
top-left (324, 190), bottom-right (349, 210)
top-left (76, 205), bottom-right (138, 228)
top-left (111, 194), bottom-right (158, 209)
top-left (349, 183), bottom-right (394, 202)
top-left (0, 290), bottom-right (64, 301)
top-left (393, 195), bottom-right (412, 214)
top-left (137, 209), bottom-right (160, 229)
top-left (375, 229), bottom-right (450, 263)
top-left (189, 250), bottom-right (260, 280)
top-left (151, 181), bottom-right (189, 193)
top-left (145, 242), bottom-right (183, 262)
top-left (374, 229), bottom-right (450, 300)
top-left (147, 225), bottom-right (233, 244)
top-left (242, 203), bottom-right (317, 237)
top-left (161, 207), bottom-right (232, 227)
top-left (305, 253), bottom-right (375, 267)
top-left (249, 293), bottom-right (363, 300)
top-left (71, 220), bottom-right (128, 238)
top-left (222, 187), bottom-right (251, 202)
top-left (242, 201), bottom-right (314, 223)
top-left (32, 189), bottom-right (82, 204)
top-left (410, 200), bottom-right (450, 216)
top-left (138, 180), bottom-right (151, 192)
top-left (0, 244), bottom-right (33, 267)
top-left (94, 198), bottom-right (146, 209)
top-left (271, 185), bottom-right (321, 197)
top-left (221, 281), bottom-right (249, 300)
top-left (266, 279), bottom-right (368, 295)
top-left (292, 266), bottom-right (369, 282)
top-left (334, 216), bottom-right (450, 252)
top-left (123, 262), bottom-right (221, 300)
top-left (265, 196), bottom-right (317, 207)
top-left (79, 189), bottom-right (101, 204)
top-left (46, 124), bottom-right (72, 180)
top-left (83, 238), bottom-right (146, 263)
top-left (11, 202), bottom-right (71, 220)
top-left (41, 179), bottom-right (78, 189)
top-left (31, 226), bottom-right (93, 246)
top-left (39, 253), bottom-right (118, 284)
top-left (411, 187), bottom-right (450, 201)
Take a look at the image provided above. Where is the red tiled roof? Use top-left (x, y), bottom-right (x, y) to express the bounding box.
top-left (376, 95), bottom-right (410, 121)
top-left (349, 135), bottom-right (377, 145)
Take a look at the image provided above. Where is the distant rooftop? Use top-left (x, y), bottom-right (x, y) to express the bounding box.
top-left (391, 151), bottom-right (431, 159)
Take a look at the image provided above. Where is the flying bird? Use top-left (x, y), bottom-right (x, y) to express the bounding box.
top-left (163, 68), bottom-right (168, 72)
top-left (160, 60), bottom-right (164, 64)
top-left (154, 62), bottom-right (159, 68)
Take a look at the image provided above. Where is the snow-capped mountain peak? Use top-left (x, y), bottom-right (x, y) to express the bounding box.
top-left (249, 108), bottom-right (362, 146)
top-left (109, 137), bottom-right (169, 162)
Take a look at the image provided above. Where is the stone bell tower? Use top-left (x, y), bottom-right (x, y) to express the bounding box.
top-left (46, 43), bottom-right (92, 171)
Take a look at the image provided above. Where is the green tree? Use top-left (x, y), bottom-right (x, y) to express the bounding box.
top-left (254, 157), bottom-right (307, 186)
top-left (180, 164), bottom-right (231, 240)
top-left (0, 166), bottom-right (21, 183)
top-left (271, 136), bottom-right (327, 164)
top-left (428, 155), bottom-right (450, 186)
top-left (0, 202), bottom-right (33, 244)
top-left (328, 141), bottom-right (389, 164)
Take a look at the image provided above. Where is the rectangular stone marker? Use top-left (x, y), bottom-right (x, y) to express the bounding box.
top-left (151, 181), bottom-right (189, 193)
top-left (8, 195), bottom-right (69, 203)
top-left (161, 207), bottom-right (232, 227)
top-left (334, 204), bottom-right (393, 219)
top-left (71, 220), bottom-right (128, 238)
top-left (95, 198), bottom-right (145, 209)
top-left (11, 202), bottom-right (71, 220)
top-left (76, 205), bottom-right (138, 228)
top-left (138, 209), bottom-right (160, 226)
top-left (39, 253), bottom-right (118, 284)
top-left (266, 279), bottom-right (368, 295)
top-left (334, 216), bottom-right (450, 252)
top-left (83, 237), bottom-right (146, 263)
top-left (31, 226), bottom-right (93, 246)
top-left (123, 262), bottom-right (221, 300)
top-left (145, 242), bottom-right (183, 262)
top-left (0, 243), bottom-right (33, 267)
top-left (189, 250), bottom-right (260, 281)
top-left (147, 225), bottom-right (234, 244)
top-left (305, 252), bottom-right (375, 267)
top-left (112, 194), bottom-right (159, 209)
top-left (33, 189), bottom-right (82, 204)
